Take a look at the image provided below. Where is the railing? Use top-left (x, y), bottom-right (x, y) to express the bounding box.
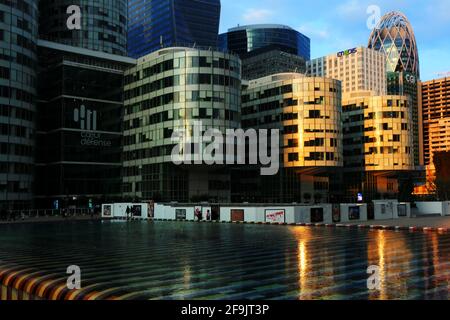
top-left (0, 208), bottom-right (95, 222)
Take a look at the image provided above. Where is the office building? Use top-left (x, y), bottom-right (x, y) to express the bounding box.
top-left (39, 0), bottom-right (128, 56)
top-left (219, 24), bottom-right (310, 61)
top-left (368, 11), bottom-right (421, 167)
top-left (35, 40), bottom-right (135, 209)
top-left (241, 47), bottom-right (306, 80)
top-left (122, 47), bottom-right (241, 202)
top-left (419, 77), bottom-right (450, 194)
top-left (342, 91), bottom-right (415, 200)
top-left (306, 46), bottom-right (387, 96)
top-left (0, 0), bottom-right (38, 210)
top-left (128, 0), bottom-right (221, 58)
top-left (238, 73), bottom-right (342, 203)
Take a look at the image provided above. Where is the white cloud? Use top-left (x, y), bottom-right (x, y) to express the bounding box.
top-left (242, 9), bottom-right (274, 24)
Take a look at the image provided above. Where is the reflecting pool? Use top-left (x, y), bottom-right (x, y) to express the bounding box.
top-left (0, 221), bottom-right (448, 300)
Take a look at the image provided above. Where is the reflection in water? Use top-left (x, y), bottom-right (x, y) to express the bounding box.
top-left (0, 221), bottom-right (448, 300)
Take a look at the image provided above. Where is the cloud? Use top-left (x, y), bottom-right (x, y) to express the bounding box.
top-left (298, 24), bottom-right (330, 39)
top-left (242, 9), bottom-right (274, 24)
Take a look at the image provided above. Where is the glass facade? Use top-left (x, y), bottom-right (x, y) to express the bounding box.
top-left (368, 12), bottom-right (419, 76)
top-left (123, 48), bottom-right (241, 202)
top-left (242, 48), bottom-right (306, 81)
top-left (35, 42), bottom-right (135, 209)
top-left (219, 24), bottom-right (310, 61)
top-left (0, 0), bottom-right (38, 209)
top-left (369, 12), bottom-right (420, 167)
top-left (39, 0), bottom-right (127, 56)
top-left (342, 93), bottom-right (415, 201)
top-left (238, 73), bottom-right (342, 203)
top-left (128, 0), bottom-right (221, 59)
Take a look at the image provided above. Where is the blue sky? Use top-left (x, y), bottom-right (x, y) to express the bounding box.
top-left (219, 0), bottom-right (450, 81)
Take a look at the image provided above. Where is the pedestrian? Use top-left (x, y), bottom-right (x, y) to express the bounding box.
top-left (126, 206), bottom-right (131, 219)
top-left (207, 210), bottom-right (211, 221)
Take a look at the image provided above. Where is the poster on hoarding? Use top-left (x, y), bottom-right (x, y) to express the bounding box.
top-left (265, 209), bottom-right (285, 223)
top-left (176, 209), bottom-right (187, 220)
top-left (349, 206), bottom-right (360, 220)
top-left (132, 205), bottom-right (142, 217)
top-left (310, 208), bottom-right (324, 223)
top-left (102, 205), bottom-right (112, 217)
top-left (332, 204), bottom-right (341, 223)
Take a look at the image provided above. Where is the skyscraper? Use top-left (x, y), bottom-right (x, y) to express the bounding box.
top-left (219, 24), bottom-right (311, 61)
top-left (0, 0), bottom-right (38, 210)
top-left (38, 0), bottom-right (128, 56)
top-left (128, 0), bottom-right (221, 58)
top-left (307, 46), bottom-right (387, 96)
top-left (368, 11), bottom-right (421, 167)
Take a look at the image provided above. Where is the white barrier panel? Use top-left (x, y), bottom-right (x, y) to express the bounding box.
top-left (443, 202), bottom-right (450, 216)
top-left (415, 202), bottom-right (446, 216)
top-left (340, 204), bottom-right (368, 223)
top-left (112, 203), bottom-right (134, 218)
top-left (373, 200), bottom-right (397, 220)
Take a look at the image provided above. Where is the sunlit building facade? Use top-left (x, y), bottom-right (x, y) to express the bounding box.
top-left (238, 73), bottom-right (342, 203)
top-left (368, 11), bottom-right (421, 167)
top-left (342, 92), bottom-right (415, 200)
top-left (123, 47), bottom-right (241, 202)
top-left (418, 77), bottom-right (450, 194)
top-left (306, 46), bottom-right (386, 96)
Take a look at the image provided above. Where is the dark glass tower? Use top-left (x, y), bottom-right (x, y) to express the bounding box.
top-left (219, 24), bottom-right (311, 61)
top-left (0, 0), bottom-right (38, 210)
top-left (38, 0), bottom-right (127, 56)
top-left (128, 0), bottom-right (221, 58)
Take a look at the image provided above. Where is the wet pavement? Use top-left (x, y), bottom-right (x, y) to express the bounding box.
top-left (0, 220), bottom-right (448, 300)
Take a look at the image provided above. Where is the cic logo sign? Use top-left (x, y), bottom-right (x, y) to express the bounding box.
top-left (74, 105), bottom-right (97, 131)
top-left (405, 74), bottom-right (416, 85)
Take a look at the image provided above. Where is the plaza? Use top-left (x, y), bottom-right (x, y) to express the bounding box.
top-left (0, 220), bottom-right (448, 300)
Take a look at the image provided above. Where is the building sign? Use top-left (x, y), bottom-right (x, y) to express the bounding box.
top-left (80, 132), bottom-right (112, 147)
top-left (337, 48), bottom-right (358, 58)
top-left (405, 73), bottom-right (416, 85)
top-left (74, 105), bottom-right (97, 131)
top-left (265, 209), bottom-right (285, 223)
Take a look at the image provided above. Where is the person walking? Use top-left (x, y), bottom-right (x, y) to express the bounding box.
top-left (126, 206), bottom-right (131, 219)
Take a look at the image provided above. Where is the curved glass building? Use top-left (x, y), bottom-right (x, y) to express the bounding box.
top-left (39, 0), bottom-right (127, 55)
top-left (0, 0), bottom-right (38, 209)
top-left (239, 73), bottom-right (342, 202)
top-left (219, 24), bottom-right (310, 61)
top-left (368, 12), bottom-right (419, 76)
top-left (123, 47), bottom-right (241, 202)
top-left (128, 0), bottom-right (221, 58)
